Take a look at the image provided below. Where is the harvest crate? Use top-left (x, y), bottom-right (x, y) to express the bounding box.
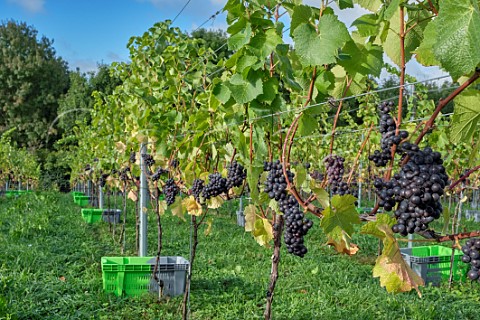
top-left (400, 245), bottom-right (466, 286)
top-left (101, 256), bottom-right (189, 297)
top-left (74, 195), bottom-right (90, 207)
top-left (102, 209), bottom-right (121, 223)
top-left (81, 208), bottom-right (104, 223)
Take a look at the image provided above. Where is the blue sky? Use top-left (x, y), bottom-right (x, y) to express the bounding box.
top-left (1, 0), bottom-right (447, 81)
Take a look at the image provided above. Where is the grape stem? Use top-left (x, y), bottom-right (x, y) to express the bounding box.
top-left (448, 165), bottom-right (480, 190)
top-left (281, 113), bottom-right (322, 216)
top-left (329, 77), bottom-right (353, 155)
top-left (402, 68), bottom-right (480, 165)
top-left (347, 122), bottom-right (374, 185)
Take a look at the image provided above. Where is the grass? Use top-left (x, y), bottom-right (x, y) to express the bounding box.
top-left (1, 192), bottom-right (480, 319)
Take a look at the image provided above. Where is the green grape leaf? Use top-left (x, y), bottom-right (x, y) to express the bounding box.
top-left (321, 194), bottom-right (360, 255)
top-left (338, 0), bottom-right (354, 9)
top-left (290, 5), bottom-right (313, 36)
top-left (433, 0), bottom-right (480, 79)
top-left (361, 214), bottom-right (424, 296)
top-left (414, 20), bottom-right (439, 66)
top-left (293, 15), bottom-right (350, 67)
top-left (310, 181), bottom-right (330, 208)
top-left (227, 73), bottom-right (263, 104)
top-left (212, 82), bottom-right (231, 104)
top-left (236, 55), bottom-right (260, 72)
top-left (450, 90), bottom-right (480, 143)
top-left (294, 164), bottom-right (307, 190)
top-left (249, 28), bottom-right (283, 59)
top-left (321, 194), bottom-right (360, 238)
top-left (351, 14), bottom-right (380, 37)
top-left (354, 0), bottom-right (382, 12)
top-left (383, 0), bottom-right (400, 20)
top-left (228, 22), bottom-right (252, 51)
top-left (339, 40), bottom-right (383, 77)
top-left (297, 111), bottom-right (318, 136)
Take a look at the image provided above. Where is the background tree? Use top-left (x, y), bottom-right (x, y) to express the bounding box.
top-left (190, 28), bottom-right (232, 64)
top-left (0, 20), bottom-right (69, 149)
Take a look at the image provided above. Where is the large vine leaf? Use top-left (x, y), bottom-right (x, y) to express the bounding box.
top-left (227, 73), bottom-right (263, 104)
top-left (339, 40), bottom-right (383, 77)
top-left (170, 196), bottom-right (185, 221)
top-left (361, 214), bottom-right (424, 296)
top-left (321, 195), bottom-right (361, 254)
top-left (182, 196), bottom-right (203, 216)
top-left (450, 89), bottom-right (480, 143)
top-left (433, 0), bottom-right (480, 79)
top-left (351, 14), bottom-right (380, 37)
top-left (414, 20), bottom-right (439, 66)
top-left (293, 14), bottom-right (350, 67)
top-left (354, 0), bottom-right (382, 12)
top-left (252, 217), bottom-right (273, 246)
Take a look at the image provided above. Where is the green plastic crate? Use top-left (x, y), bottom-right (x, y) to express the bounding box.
top-left (74, 195), bottom-right (90, 207)
top-left (400, 245), bottom-right (467, 286)
top-left (5, 190), bottom-right (31, 197)
top-left (72, 191), bottom-right (84, 198)
top-left (101, 256), bottom-right (189, 297)
top-left (81, 208), bottom-right (104, 223)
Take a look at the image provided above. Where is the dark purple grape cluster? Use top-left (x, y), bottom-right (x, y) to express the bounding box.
top-left (84, 164), bottom-right (91, 171)
top-left (309, 170), bottom-right (324, 182)
top-left (324, 155), bottom-right (355, 196)
top-left (191, 178), bottom-right (205, 203)
top-left (373, 146), bottom-right (448, 235)
top-left (202, 173), bottom-right (228, 200)
top-left (170, 159), bottom-right (179, 168)
top-left (151, 167), bottom-right (168, 182)
top-left (119, 167), bottom-right (130, 181)
top-left (129, 151), bottom-right (136, 163)
top-left (163, 178), bottom-right (179, 206)
top-left (141, 154), bottom-right (155, 167)
top-left (461, 239), bottom-right (480, 281)
top-left (324, 155), bottom-right (344, 186)
top-left (369, 101), bottom-right (409, 167)
top-left (99, 173), bottom-right (109, 188)
top-left (264, 160), bottom-right (312, 258)
top-left (331, 181), bottom-right (356, 196)
top-left (226, 161), bottom-right (247, 190)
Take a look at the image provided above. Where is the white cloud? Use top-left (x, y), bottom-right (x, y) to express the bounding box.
top-left (70, 59), bottom-right (98, 73)
top-left (8, 0), bottom-right (45, 13)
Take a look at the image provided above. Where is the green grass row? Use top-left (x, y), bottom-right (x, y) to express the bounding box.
top-left (1, 192), bottom-right (480, 319)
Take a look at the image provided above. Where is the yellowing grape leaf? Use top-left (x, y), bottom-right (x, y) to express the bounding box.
top-left (115, 141), bottom-right (127, 153)
top-left (206, 196), bottom-right (224, 209)
top-left (326, 233), bottom-right (359, 256)
top-left (128, 190), bottom-right (138, 202)
top-left (170, 197), bottom-right (185, 221)
top-left (182, 196), bottom-right (203, 216)
top-left (158, 200), bottom-right (167, 216)
top-left (252, 218), bottom-right (273, 246)
top-left (204, 218), bottom-right (213, 236)
top-left (244, 204), bottom-right (256, 232)
top-left (362, 214), bottom-right (424, 296)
